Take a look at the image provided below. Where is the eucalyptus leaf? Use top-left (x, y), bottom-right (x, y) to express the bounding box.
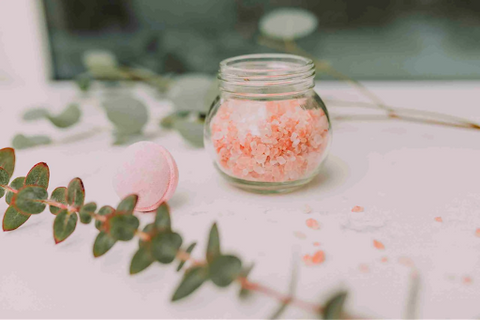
top-left (82, 50), bottom-right (119, 78)
top-left (25, 162), bottom-right (49, 188)
top-left (206, 223), bottom-right (221, 264)
top-left (13, 186), bottom-right (48, 215)
top-left (151, 232), bottom-right (183, 264)
top-left (12, 134), bottom-right (52, 150)
top-left (95, 205), bottom-right (115, 231)
top-left (171, 266), bottom-right (208, 302)
top-left (49, 187), bottom-right (67, 214)
top-left (177, 242), bottom-right (197, 272)
top-left (259, 8), bottom-right (318, 40)
top-left (160, 111), bottom-right (189, 129)
top-left (2, 205), bottom-right (30, 231)
top-left (116, 194), bottom-right (138, 214)
top-left (67, 178), bottom-right (85, 208)
top-left (79, 202), bottom-right (97, 224)
top-left (323, 291), bottom-right (348, 319)
top-left (174, 115), bottom-right (205, 148)
top-left (168, 74), bottom-right (215, 112)
top-left (0, 168), bottom-right (9, 198)
top-left (93, 231), bottom-right (117, 257)
top-left (23, 108), bottom-right (49, 121)
top-left (209, 255), bottom-right (242, 287)
top-left (6, 177), bottom-right (25, 205)
top-left (109, 214), bottom-right (140, 241)
top-left (47, 104), bottom-right (81, 128)
top-left (103, 96), bottom-right (149, 136)
top-left (154, 203), bottom-right (171, 231)
top-left (76, 74), bottom-right (92, 92)
top-left (130, 246), bottom-right (155, 275)
top-left (53, 210), bottom-right (78, 244)
top-left (0, 147), bottom-right (15, 178)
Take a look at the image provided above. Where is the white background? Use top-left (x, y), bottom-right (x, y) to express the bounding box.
top-left (1, 1), bottom-right (480, 319)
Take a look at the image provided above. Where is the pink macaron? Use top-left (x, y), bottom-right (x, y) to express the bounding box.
top-left (113, 141), bottom-right (179, 212)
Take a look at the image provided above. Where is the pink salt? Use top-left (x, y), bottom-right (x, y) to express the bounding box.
top-left (210, 99), bottom-right (329, 182)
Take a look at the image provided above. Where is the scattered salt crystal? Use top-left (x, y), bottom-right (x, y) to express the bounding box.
top-left (381, 256), bottom-right (388, 263)
top-left (373, 239), bottom-right (385, 250)
top-left (434, 217), bottom-right (443, 222)
top-left (352, 206), bottom-right (364, 212)
top-left (475, 228), bottom-right (480, 237)
top-left (359, 264), bottom-right (370, 273)
top-left (294, 231), bottom-right (306, 239)
top-left (303, 250), bottom-right (325, 266)
top-left (313, 242), bottom-right (320, 246)
top-left (306, 218), bottom-right (320, 230)
top-left (304, 205), bottom-right (312, 214)
top-left (463, 276), bottom-right (473, 285)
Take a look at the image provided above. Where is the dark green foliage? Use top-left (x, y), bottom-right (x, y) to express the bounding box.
top-left (154, 203), bottom-right (171, 231)
top-left (130, 246), bottom-right (155, 275)
top-left (6, 177), bottom-right (25, 205)
top-left (0, 168), bottom-right (9, 198)
top-left (53, 210), bottom-right (78, 244)
top-left (151, 232), bottom-right (183, 264)
top-left (2, 206), bottom-right (30, 231)
top-left (0, 147), bottom-right (15, 179)
top-left (95, 205), bottom-right (114, 231)
top-left (13, 186), bottom-right (48, 214)
top-left (67, 178), bottom-right (85, 208)
top-left (49, 187), bottom-right (67, 214)
top-left (109, 214), bottom-right (140, 241)
top-left (116, 194), bottom-right (138, 214)
top-left (177, 242), bottom-right (196, 272)
top-left (206, 223), bottom-right (220, 264)
top-left (322, 291), bottom-right (348, 319)
top-left (79, 202), bottom-right (97, 224)
top-left (172, 266), bottom-right (209, 301)
top-left (209, 255), bottom-right (242, 287)
top-left (25, 162), bottom-right (49, 188)
top-left (93, 231), bottom-right (117, 257)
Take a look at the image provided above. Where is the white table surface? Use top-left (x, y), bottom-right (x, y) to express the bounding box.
top-left (1, 81), bottom-right (479, 319)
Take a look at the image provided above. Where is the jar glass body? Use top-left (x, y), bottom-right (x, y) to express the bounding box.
top-left (204, 54), bottom-right (332, 193)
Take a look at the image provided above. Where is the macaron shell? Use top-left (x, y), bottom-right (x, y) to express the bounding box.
top-left (113, 141), bottom-right (179, 212)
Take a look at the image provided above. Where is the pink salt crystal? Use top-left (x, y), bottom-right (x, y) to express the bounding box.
top-left (352, 206), bottom-right (364, 212)
top-left (294, 231), bottom-right (306, 239)
top-left (306, 218), bottom-right (320, 230)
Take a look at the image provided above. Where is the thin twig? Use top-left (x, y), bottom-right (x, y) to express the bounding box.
top-left (0, 185), bottom-right (18, 194)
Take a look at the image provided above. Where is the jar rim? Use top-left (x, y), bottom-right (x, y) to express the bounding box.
top-left (219, 53), bottom-right (314, 80)
top-left (218, 54), bottom-right (315, 94)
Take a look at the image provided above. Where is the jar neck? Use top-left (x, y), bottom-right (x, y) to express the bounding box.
top-left (218, 54), bottom-right (315, 97)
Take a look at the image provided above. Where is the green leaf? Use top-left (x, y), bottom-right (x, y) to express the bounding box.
top-left (0, 147), bottom-right (15, 179)
top-left (6, 177), bottom-right (25, 205)
top-left (67, 178), bottom-right (85, 208)
top-left (25, 162), bottom-right (49, 188)
top-left (259, 8), bottom-right (318, 40)
top-left (13, 186), bottom-right (48, 214)
top-left (209, 255), bottom-right (242, 287)
top-left (206, 223), bottom-right (220, 264)
top-left (76, 74), bottom-right (92, 92)
top-left (171, 266), bottom-right (209, 302)
top-left (168, 74), bottom-right (215, 112)
top-left (154, 203), bottom-right (171, 231)
top-left (177, 242), bottom-right (197, 272)
top-left (151, 232), bottom-right (183, 264)
top-left (239, 263), bottom-right (255, 299)
top-left (130, 246), bottom-right (155, 275)
top-left (12, 134), bottom-right (52, 150)
top-left (49, 187), bottom-right (67, 214)
top-left (53, 210), bottom-right (78, 244)
top-left (116, 194), bottom-right (138, 214)
top-left (47, 104), bottom-right (82, 128)
top-left (93, 231), bottom-right (117, 257)
top-left (159, 111), bottom-right (189, 129)
top-left (79, 202), bottom-right (97, 224)
top-left (95, 205), bottom-right (115, 231)
top-left (2, 206), bottom-right (30, 231)
top-left (0, 168), bottom-right (9, 198)
top-left (109, 214), bottom-right (139, 241)
top-left (323, 291), bottom-right (348, 319)
top-left (103, 96), bottom-right (149, 136)
top-left (174, 115), bottom-right (205, 147)
top-left (23, 108), bottom-right (49, 121)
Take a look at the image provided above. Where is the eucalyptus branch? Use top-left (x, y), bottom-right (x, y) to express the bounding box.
top-left (0, 147), bottom-right (353, 319)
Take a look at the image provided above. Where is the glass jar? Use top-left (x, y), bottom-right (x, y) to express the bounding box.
top-left (204, 54), bottom-right (331, 193)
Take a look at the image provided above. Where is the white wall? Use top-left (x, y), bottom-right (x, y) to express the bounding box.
top-left (0, 0), bottom-right (50, 87)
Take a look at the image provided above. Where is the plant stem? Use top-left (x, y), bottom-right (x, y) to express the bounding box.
top-left (135, 230), bottom-right (151, 242)
top-left (326, 99), bottom-right (480, 130)
top-left (0, 185), bottom-right (18, 194)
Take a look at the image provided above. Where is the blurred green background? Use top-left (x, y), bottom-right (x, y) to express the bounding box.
top-left (43, 0), bottom-right (480, 80)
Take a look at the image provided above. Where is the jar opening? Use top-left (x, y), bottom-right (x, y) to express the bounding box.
top-left (218, 54), bottom-right (315, 95)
